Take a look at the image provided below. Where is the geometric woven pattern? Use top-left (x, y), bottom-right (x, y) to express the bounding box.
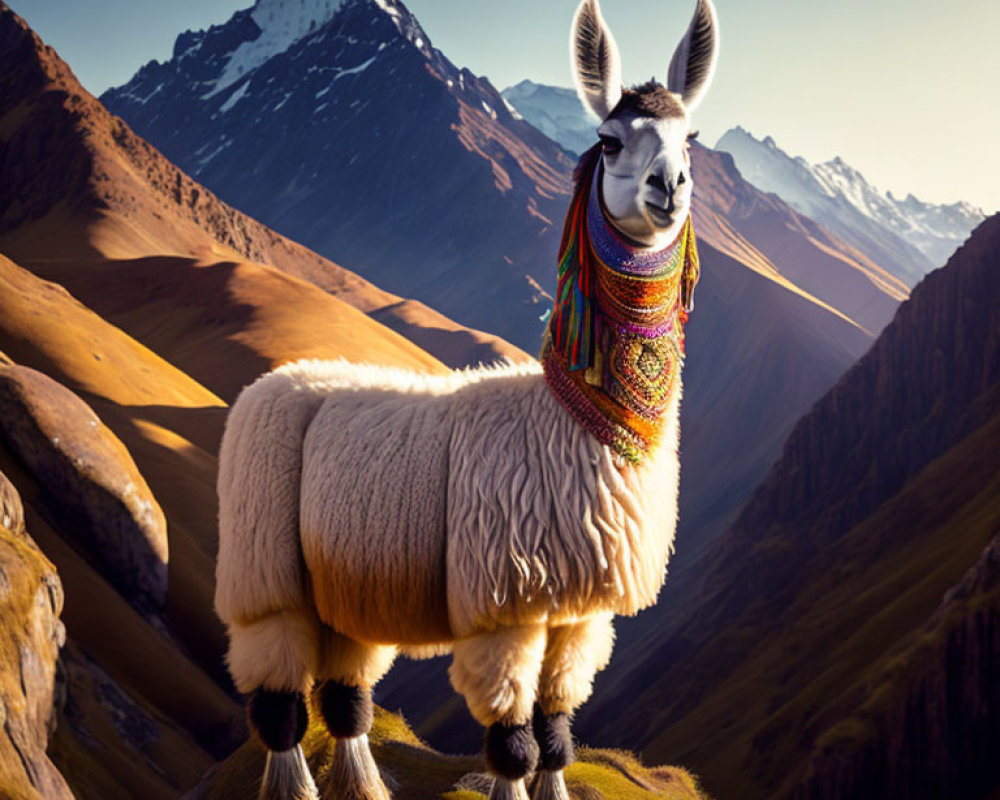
top-left (607, 330), bottom-right (682, 420)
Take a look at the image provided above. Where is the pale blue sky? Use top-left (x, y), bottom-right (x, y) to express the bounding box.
top-left (12, 0), bottom-right (998, 211)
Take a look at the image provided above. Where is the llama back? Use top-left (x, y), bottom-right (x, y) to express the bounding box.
top-left (296, 358), bottom-right (556, 644)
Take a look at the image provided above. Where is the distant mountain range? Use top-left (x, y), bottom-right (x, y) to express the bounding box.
top-left (715, 126), bottom-right (986, 286)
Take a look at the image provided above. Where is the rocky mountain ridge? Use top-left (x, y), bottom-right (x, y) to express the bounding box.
top-left (0, 473), bottom-right (71, 800)
top-left (501, 82), bottom-right (985, 290)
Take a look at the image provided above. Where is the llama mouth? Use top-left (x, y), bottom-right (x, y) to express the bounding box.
top-left (645, 202), bottom-right (674, 227)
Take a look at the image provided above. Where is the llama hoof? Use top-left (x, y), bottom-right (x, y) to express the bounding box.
top-left (259, 746), bottom-right (319, 800)
top-left (248, 688), bottom-right (309, 752)
top-left (323, 734), bottom-right (391, 800)
top-left (530, 770), bottom-right (570, 800)
top-left (488, 777), bottom-right (531, 800)
top-left (484, 722), bottom-right (539, 780)
top-left (533, 708), bottom-right (574, 771)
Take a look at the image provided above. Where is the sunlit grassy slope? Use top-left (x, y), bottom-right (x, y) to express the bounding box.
top-left (194, 707), bottom-right (711, 800)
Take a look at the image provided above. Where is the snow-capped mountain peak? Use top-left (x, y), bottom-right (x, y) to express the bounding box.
top-left (207, 0), bottom-right (349, 96)
top-left (158, 0), bottom-right (438, 102)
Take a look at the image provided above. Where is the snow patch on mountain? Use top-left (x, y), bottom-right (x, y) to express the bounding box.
top-left (219, 80), bottom-right (251, 112)
top-left (206, 0), bottom-right (348, 96)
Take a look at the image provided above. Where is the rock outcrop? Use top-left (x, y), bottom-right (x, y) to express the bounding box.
top-left (0, 474), bottom-right (71, 800)
top-left (0, 364), bottom-right (168, 608)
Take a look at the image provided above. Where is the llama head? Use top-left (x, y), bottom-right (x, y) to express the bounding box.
top-left (570, 0), bottom-right (719, 248)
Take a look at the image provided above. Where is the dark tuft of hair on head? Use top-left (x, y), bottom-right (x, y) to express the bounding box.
top-left (609, 81), bottom-right (686, 120)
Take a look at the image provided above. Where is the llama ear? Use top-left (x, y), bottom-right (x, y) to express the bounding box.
top-left (666, 0), bottom-right (720, 112)
top-left (570, 0), bottom-right (623, 121)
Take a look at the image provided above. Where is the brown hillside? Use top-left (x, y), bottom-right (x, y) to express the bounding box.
top-left (23, 253), bottom-right (445, 402)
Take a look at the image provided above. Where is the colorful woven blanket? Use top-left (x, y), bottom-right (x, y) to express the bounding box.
top-left (542, 162), bottom-right (700, 464)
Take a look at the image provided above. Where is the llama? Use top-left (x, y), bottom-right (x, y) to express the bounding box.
top-left (215, 1), bottom-right (719, 799)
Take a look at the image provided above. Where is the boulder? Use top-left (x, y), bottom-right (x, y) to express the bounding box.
top-left (0, 364), bottom-right (168, 608)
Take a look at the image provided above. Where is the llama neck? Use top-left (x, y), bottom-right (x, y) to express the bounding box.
top-left (542, 166), bottom-right (700, 465)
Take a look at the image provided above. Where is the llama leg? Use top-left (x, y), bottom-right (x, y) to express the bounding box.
top-left (450, 624), bottom-right (548, 800)
top-left (228, 610), bottom-right (322, 800)
top-left (315, 628), bottom-right (397, 800)
top-left (531, 613), bottom-right (615, 800)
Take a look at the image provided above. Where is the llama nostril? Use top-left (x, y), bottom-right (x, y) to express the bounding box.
top-left (677, 172), bottom-right (686, 185)
top-left (646, 173), bottom-right (667, 193)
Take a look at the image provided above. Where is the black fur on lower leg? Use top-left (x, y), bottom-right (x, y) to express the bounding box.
top-left (247, 688), bottom-right (308, 752)
top-left (484, 722), bottom-right (540, 780)
top-left (316, 679), bottom-right (373, 739)
top-left (533, 705), bottom-right (574, 771)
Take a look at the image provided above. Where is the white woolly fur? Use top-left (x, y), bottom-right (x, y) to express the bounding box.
top-left (215, 356), bottom-right (680, 720)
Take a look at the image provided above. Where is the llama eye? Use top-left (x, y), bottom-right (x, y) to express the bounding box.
top-left (600, 136), bottom-right (623, 157)
top-left (687, 130), bottom-right (700, 141)
top-left (677, 172), bottom-right (687, 185)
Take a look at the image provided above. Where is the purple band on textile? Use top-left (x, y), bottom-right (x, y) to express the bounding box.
top-left (587, 175), bottom-right (684, 276)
